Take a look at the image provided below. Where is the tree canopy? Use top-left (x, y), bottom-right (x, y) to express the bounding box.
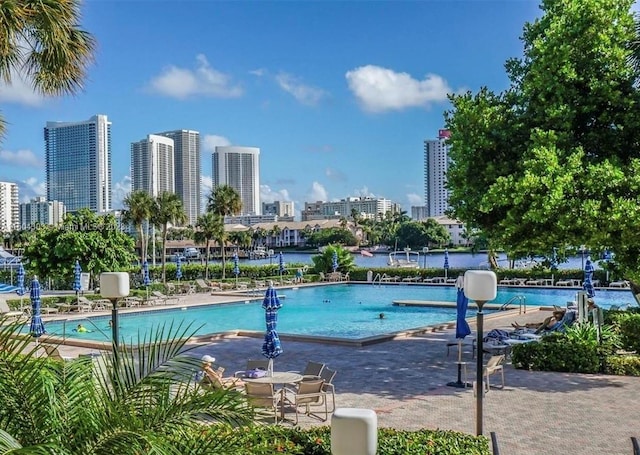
top-left (445, 0), bottom-right (640, 282)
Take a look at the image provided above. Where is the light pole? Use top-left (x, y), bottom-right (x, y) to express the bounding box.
top-left (422, 247), bottom-right (429, 269)
top-left (464, 270), bottom-right (497, 436)
top-left (100, 272), bottom-right (130, 351)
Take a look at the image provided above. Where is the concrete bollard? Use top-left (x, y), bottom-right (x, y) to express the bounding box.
top-left (331, 408), bottom-right (377, 455)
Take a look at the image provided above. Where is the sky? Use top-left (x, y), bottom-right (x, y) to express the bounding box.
top-left (0, 0), bottom-right (544, 217)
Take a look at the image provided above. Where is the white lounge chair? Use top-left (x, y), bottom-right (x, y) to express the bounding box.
top-left (0, 298), bottom-right (25, 319)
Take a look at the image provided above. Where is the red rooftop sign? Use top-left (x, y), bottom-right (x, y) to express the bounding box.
top-left (438, 129), bottom-right (451, 139)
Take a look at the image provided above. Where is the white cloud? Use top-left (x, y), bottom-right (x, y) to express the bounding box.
top-left (111, 175), bottom-right (132, 210)
top-left (275, 72), bottom-right (327, 106)
top-left (148, 54), bottom-right (243, 99)
top-left (353, 186), bottom-right (375, 198)
top-left (325, 167), bottom-right (347, 182)
top-left (345, 65), bottom-right (452, 113)
top-left (306, 181), bottom-right (328, 202)
top-left (16, 177), bottom-right (46, 202)
top-left (202, 134), bottom-right (232, 153)
top-left (406, 193), bottom-right (423, 205)
top-left (0, 149), bottom-right (42, 167)
top-left (260, 184), bottom-right (290, 203)
top-left (249, 68), bottom-right (267, 77)
top-left (201, 175), bottom-right (213, 210)
top-left (0, 71), bottom-right (45, 106)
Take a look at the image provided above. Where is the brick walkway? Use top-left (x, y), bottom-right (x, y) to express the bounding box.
top-left (54, 296), bottom-right (640, 455)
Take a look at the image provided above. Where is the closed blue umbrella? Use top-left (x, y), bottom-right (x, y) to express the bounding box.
top-left (278, 251), bottom-right (285, 282)
top-left (444, 249), bottom-right (450, 280)
top-left (233, 253), bottom-right (240, 287)
top-left (73, 260), bottom-right (82, 304)
top-left (448, 275), bottom-right (471, 388)
top-left (16, 263), bottom-right (25, 312)
top-left (29, 276), bottom-right (46, 342)
top-left (332, 250), bottom-right (338, 273)
top-left (262, 283), bottom-right (283, 368)
top-left (176, 255), bottom-right (183, 282)
top-left (583, 257), bottom-right (595, 298)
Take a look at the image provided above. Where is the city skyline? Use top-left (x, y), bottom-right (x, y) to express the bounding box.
top-left (0, 1), bottom-right (543, 214)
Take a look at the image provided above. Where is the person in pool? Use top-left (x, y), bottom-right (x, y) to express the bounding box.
top-left (74, 324), bottom-right (92, 333)
top-left (379, 313), bottom-right (385, 319)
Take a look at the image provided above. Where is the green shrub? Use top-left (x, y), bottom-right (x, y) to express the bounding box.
top-left (511, 336), bottom-right (601, 373)
top-left (228, 425), bottom-right (490, 455)
top-left (618, 314), bottom-right (640, 353)
top-left (603, 354), bottom-right (640, 376)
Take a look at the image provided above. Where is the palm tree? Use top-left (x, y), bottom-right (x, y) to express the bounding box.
top-left (152, 192), bottom-right (187, 283)
top-left (207, 185), bottom-right (242, 279)
top-left (0, 0), bottom-right (96, 139)
top-left (269, 225), bottom-right (282, 248)
top-left (122, 190), bottom-right (154, 265)
top-left (0, 319), bottom-right (253, 453)
top-left (195, 212), bottom-right (224, 280)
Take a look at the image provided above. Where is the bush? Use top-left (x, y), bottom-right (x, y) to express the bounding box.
top-left (603, 354), bottom-right (640, 376)
top-left (228, 425), bottom-right (490, 455)
top-left (511, 335), bottom-right (601, 373)
top-left (617, 313), bottom-right (640, 353)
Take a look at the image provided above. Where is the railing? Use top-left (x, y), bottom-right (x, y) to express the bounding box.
top-left (371, 273), bottom-right (384, 286)
top-left (499, 295), bottom-right (527, 314)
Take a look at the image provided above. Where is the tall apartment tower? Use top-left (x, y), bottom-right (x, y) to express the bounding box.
top-left (44, 114), bottom-right (112, 213)
top-left (131, 135), bottom-right (175, 196)
top-left (0, 182), bottom-right (19, 232)
top-left (19, 196), bottom-right (65, 229)
top-left (212, 146), bottom-right (261, 216)
top-left (424, 129), bottom-right (451, 217)
top-left (156, 130), bottom-right (200, 225)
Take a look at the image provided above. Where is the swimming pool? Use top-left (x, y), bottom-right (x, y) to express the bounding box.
top-left (42, 284), bottom-right (635, 343)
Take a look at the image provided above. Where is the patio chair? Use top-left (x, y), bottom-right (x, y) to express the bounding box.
top-left (319, 367), bottom-right (337, 413)
top-left (484, 354), bottom-right (505, 391)
top-left (234, 359), bottom-right (273, 378)
top-left (152, 290), bottom-right (180, 305)
top-left (298, 361), bottom-right (325, 380)
top-left (282, 379), bottom-right (327, 424)
top-left (195, 279), bottom-right (215, 292)
top-left (244, 382), bottom-right (283, 424)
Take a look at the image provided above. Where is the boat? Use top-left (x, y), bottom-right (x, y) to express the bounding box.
top-left (387, 248), bottom-right (420, 269)
top-left (249, 246), bottom-right (274, 260)
top-left (360, 250), bottom-right (374, 257)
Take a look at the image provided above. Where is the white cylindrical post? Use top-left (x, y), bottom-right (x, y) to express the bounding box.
top-left (331, 408), bottom-right (377, 455)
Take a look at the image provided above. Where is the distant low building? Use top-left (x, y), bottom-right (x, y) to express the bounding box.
top-left (302, 197), bottom-right (399, 221)
top-left (19, 196), bottom-right (66, 229)
top-left (262, 200), bottom-right (294, 218)
top-left (431, 215), bottom-right (469, 246)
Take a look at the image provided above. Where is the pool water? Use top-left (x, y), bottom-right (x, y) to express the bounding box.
top-left (42, 284), bottom-right (635, 342)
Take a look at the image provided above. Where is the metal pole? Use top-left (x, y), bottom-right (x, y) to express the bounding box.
top-left (111, 298), bottom-right (119, 350)
top-left (476, 301), bottom-right (485, 436)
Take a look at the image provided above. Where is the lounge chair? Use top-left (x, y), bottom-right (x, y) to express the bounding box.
top-left (282, 379), bottom-right (327, 424)
top-left (195, 279), bottom-right (217, 292)
top-left (201, 366), bottom-right (243, 391)
top-left (244, 382), bottom-right (283, 424)
top-left (609, 280), bottom-right (630, 288)
top-left (483, 354), bottom-right (505, 391)
top-left (152, 290), bottom-right (180, 305)
top-left (42, 345), bottom-right (73, 361)
top-left (0, 299), bottom-right (25, 319)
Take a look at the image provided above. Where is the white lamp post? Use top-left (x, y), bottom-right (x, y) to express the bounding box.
top-left (100, 272), bottom-right (129, 349)
top-left (464, 270), bottom-right (497, 436)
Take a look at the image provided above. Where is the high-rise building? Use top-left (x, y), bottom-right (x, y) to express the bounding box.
top-left (45, 114), bottom-right (112, 213)
top-left (131, 134), bottom-right (175, 196)
top-left (19, 196), bottom-right (65, 229)
top-left (0, 182), bottom-right (18, 232)
top-left (424, 128), bottom-right (451, 217)
top-left (156, 130), bottom-right (200, 225)
top-left (212, 146), bottom-right (260, 216)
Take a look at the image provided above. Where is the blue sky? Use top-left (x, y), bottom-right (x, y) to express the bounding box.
top-left (0, 0), bottom-right (542, 216)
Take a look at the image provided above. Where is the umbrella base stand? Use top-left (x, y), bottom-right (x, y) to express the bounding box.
top-left (447, 363), bottom-right (471, 388)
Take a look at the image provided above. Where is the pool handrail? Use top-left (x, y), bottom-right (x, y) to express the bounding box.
top-left (499, 295), bottom-right (527, 314)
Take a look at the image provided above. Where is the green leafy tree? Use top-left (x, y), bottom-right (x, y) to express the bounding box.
top-left (311, 244), bottom-right (356, 273)
top-left (394, 219), bottom-right (450, 250)
top-left (0, 320), bottom-right (252, 453)
top-left (152, 192), bottom-right (187, 284)
top-left (0, 0), bottom-right (96, 139)
top-left (22, 210), bottom-right (135, 288)
top-left (121, 190), bottom-right (154, 265)
top-left (207, 185), bottom-right (242, 279)
top-left (305, 228), bottom-right (358, 247)
top-left (445, 0), bottom-right (640, 286)
top-left (195, 212), bottom-right (224, 279)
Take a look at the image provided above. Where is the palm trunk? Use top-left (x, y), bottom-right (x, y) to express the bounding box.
top-left (161, 224), bottom-right (168, 284)
top-left (205, 239), bottom-right (210, 280)
top-left (221, 239), bottom-right (226, 280)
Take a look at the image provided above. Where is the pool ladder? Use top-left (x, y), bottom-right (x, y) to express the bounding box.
top-left (499, 295), bottom-right (527, 314)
